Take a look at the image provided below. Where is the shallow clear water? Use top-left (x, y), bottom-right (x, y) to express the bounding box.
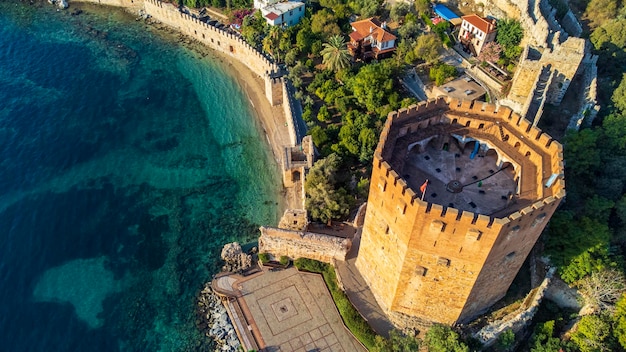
top-left (0, 3), bottom-right (281, 350)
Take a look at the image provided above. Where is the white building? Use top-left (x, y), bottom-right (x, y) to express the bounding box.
top-left (458, 14), bottom-right (497, 56)
top-left (254, 0), bottom-right (305, 27)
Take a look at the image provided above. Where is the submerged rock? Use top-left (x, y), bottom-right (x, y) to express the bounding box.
top-left (48, 0), bottom-right (68, 9)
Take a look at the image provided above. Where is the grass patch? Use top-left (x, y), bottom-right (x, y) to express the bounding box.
top-left (294, 258), bottom-right (377, 349)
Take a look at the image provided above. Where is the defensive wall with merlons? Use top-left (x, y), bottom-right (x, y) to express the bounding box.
top-left (143, 0), bottom-right (286, 105)
top-left (354, 98), bottom-right (565, 328)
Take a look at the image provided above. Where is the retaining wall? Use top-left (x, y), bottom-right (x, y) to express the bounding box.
top-left (259, 226), bottom-right (351, 263)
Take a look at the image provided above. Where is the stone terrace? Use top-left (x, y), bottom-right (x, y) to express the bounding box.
top-left (214, 268), bottom-right (366, 352)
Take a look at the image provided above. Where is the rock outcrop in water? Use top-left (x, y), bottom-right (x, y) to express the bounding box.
top-left (220, 242), bottom-right (253, 273)
top-left (48, 0), bottom-right (68, 9)
top-left (196, 283), bottom-right (240, 351)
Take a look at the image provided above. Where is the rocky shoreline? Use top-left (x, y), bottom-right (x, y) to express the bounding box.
top-left (196, 283), bottom-right (240, 352)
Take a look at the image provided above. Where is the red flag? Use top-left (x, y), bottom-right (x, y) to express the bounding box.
top-left (420, 180), bottom-right (428, 194)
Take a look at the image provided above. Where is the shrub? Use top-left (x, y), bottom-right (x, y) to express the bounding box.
top-left (258, 252), bottom-right (270, 263)
top-left (279, 255), bottom-right (290, 266)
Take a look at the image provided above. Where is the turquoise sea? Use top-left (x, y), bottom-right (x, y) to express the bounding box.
top-left (0, 2), bottom-right (282, 350)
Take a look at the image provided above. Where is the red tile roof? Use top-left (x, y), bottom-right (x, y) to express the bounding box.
top-left (265, 12), bottom-right (279, 21)
top-left (350, 17), bottom-right (397, 43)
top-left (461, 14), bottom-right (496, 34)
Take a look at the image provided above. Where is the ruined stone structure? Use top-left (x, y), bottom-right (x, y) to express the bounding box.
top-left (355, 98), bottom-right (565, 326)
top-left (480, 0), bottom-right (598, 128)
top-left (259, 226), bottom-right (352, 263)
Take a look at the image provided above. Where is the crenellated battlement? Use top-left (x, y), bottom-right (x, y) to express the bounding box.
top-left (143, 0), bottom-right (283, 104)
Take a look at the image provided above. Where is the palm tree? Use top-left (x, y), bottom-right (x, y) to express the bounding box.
top-left (320, 35), bottom-right (351, 72)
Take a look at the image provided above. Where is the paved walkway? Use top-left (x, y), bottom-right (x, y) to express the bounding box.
top-left (335, 229), bottom-right (395, 338)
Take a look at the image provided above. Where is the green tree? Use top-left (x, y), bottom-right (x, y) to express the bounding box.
top-left (320, 35), bottom-right (352, 72)
top-left (349, 0), bottom-right (382, 17)
top-left (413, 33), bottom-right (443, 63)
top-left (496, 19), bottom-right (523, 60)
top-left (613, 74), bottom-right (626, 113)
top-left (584, 0), bottom-right (622, 29)
top-left (613, 295), bottom-right (626, 349)
top-left (389, 2), bottom-right (411, 22)
top-left (590, 19), bottom-right (626, 79)
top-left (350, 62), bottom-right (395, 113)
top-left (304, 154), bottom-right (353, 223)
top-left (530, 320), bottom-right (567, 352)
top-left (496, 329), bottom-right (515, 351)
top-left (296, 23), bottom-right (315, 53)
top-left (311, 9), bottom-right (341, 39)
top-left (317, 105), bottom-right (332, 122)
top-left (429, 63), bottom-right (457, 86)
top-left (563, 129), bottom-right (601, 179)
top-left (414, 0), bottom-right (430, 16)
top-left (371, 329), bottom-right (421, 351)
top-left (424, 324), bottom-right (470, 352)
top-left (398, 21), bottom-right (420, 40)
top-left (546, 213), bottom-right (613, 283)
top-left (571, 314), bottom-right (613, 352)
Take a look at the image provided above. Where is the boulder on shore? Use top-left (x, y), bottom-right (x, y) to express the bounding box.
top-left (220, 242), bottom-right (252, 272)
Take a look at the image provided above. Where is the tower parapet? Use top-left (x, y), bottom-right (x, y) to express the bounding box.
top-left (355, 97), bottom-right (564, 327)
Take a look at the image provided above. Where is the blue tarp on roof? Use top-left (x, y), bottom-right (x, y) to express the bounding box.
top-left (433, 4), bottom-right (460, 22)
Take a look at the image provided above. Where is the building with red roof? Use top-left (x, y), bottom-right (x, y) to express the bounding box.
top-left (458, 14), bottom-right (497, 56)
top-left (347, 18), bottom-right (397, 61)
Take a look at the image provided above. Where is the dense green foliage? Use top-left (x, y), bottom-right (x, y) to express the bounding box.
top-left (423, 324), bottom-right (470, 352)
top-left (304, 154), bottom-right (353, 223)
top-left (293, 258), bottom-right (377, 348)
top-left (429, 63), bottom-right (457, 86)
top-left (495, 19), bottom-right (523, 60)
top-left (258, 252), bottom-right (270, 263)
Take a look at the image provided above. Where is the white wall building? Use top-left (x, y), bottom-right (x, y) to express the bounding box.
top-left (254, 0), bottom-right (305, 27)
top-left (458, 14), bottom-right (497, 56)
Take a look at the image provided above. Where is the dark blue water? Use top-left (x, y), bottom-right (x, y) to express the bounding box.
top-left (0, 3), bottom-right (281, 350)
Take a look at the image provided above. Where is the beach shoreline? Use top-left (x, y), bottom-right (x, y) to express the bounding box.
top-left (70, 0), bottom-right (292, 214)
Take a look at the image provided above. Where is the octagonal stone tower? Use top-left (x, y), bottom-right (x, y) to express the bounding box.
top-left (355, 98), bottom-right (565, 326)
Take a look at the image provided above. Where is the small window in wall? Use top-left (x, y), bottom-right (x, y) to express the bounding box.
top-left (478, 123), bottom-right (485, 129)
top-left (531, 213), bottom-right (547, 227)
top-left (465, 121), bottom-right (471, 127)
top-left (415, 266), bottom-right (427, 276)
top-left (385, 225), bottom-right (390, 234)
top-left (437, 257), bottom-right (451, 267)
top-left (211, 38), bottom-right (214, 43)
top-left (430, 220), bottom-right (445, 232)
top-left (217, 41), bottom-right (221, 46)
top-left (466, 229), bottom-right (482, 241)
top-left (378, 178), bottom-right (387, 192)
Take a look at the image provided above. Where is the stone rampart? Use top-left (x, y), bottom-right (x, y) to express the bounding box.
top-left (473, 267), bottom-right (556, 347)
top-left (259, 226), bottom-right (351, 263)
top-left (568, 54), bottom-right (600, 130)
top-left (143, 0), bottom-right (278, 91)
top-left (561, 10), bottom-right (583, 37)
top-left (282, 79), bottom-right (298, 146)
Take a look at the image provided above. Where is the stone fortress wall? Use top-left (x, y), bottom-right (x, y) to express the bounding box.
top-left (482, 0), bottom-right (598, 129)
top-left (258, 226), bottom-right (352, 263)
top-left (355, 98), bottom-right (565, 328)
